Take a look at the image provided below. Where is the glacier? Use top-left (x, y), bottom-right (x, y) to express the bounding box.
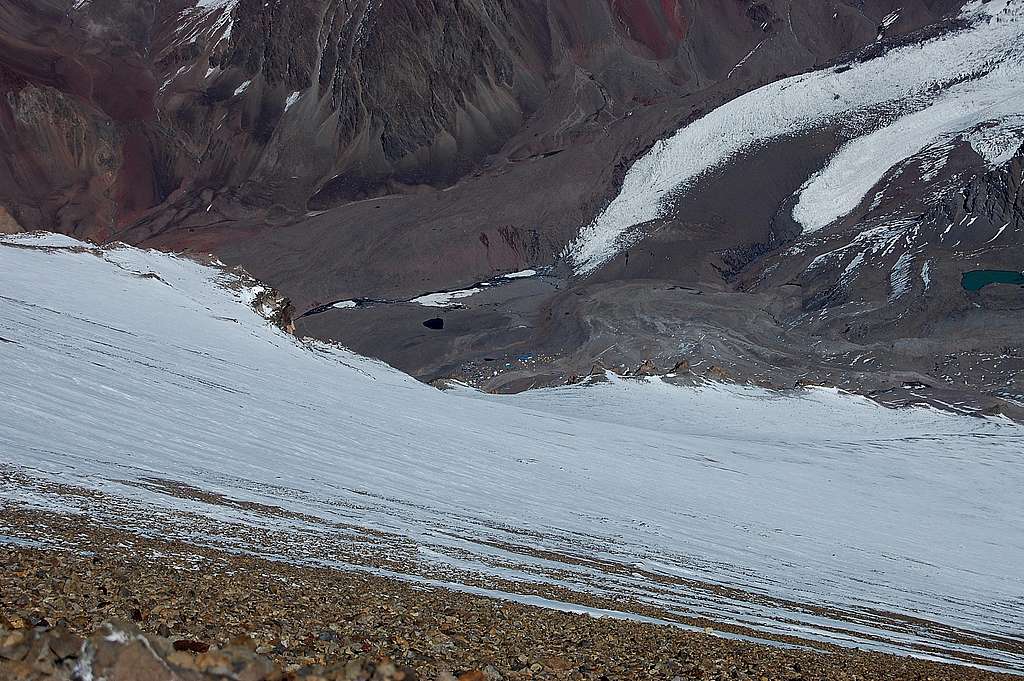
top-left (566, 0), bottom-right (1024, 274)
top-left (1, 234), bottom-right (1022, 671)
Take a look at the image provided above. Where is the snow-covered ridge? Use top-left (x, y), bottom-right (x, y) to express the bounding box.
top-left (566, 0), bottom-right (1024, 275)
top-left (2, 236), bottom-right (1023, 671)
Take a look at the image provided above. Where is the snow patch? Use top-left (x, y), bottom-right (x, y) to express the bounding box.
top-left (889, 250), bottom-right (915, 301)
top-left (284, 91), bottom-right (302, 111)
top-left (839, 251), bottom-right (865, 289)
top-left (985, 222), bottom-right (1010, 244)
top-left (726, 40), bottom-right (766, 79)
top-left (503, 269), bottom-right (538, 279)
top-left (880, 10), bottom-right (902, 34)
top-left (411, 288), bottom-right (484, 308)
top-left (966, 120), bottom-right (1024, 166)
top-left (806, 218), bottom-right (914, 274)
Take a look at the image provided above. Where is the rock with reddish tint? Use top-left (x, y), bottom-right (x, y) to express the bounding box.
top-left (634, 359), bottom-right (659, 376)
top-left (0, 620), bottom-right (416, 681)
top-left (173, 639), bottom-right (212, 653)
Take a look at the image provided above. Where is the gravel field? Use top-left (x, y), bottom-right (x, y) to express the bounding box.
top-left (0, 510), bottom-right (1015, 681)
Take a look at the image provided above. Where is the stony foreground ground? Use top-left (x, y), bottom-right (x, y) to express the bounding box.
top-left (0, 515), bottom-right (1015, 681)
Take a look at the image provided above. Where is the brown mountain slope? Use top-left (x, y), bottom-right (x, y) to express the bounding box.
top-left (1, 0), bottom-right (948, 241)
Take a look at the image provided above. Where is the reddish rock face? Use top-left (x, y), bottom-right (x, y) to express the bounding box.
top-left (0, 1), bottom-right (156, 122)
top-left (610, 0), bottom-right (688, 58)
top-left (0, 0), bottom-right (159, 240)
top-left (0, 0), bottom-right (700, 239)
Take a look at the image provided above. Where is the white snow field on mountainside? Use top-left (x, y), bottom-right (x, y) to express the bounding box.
top-left (1, 235), bottom-right (1023, 672)
top-left (568, 0), bottom-right (1024, 274)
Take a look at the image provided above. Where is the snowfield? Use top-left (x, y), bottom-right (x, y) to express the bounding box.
top-left (1, 235), bottom-right (1022, 671)
top-left (567, 0), bottom-right (1024, 274)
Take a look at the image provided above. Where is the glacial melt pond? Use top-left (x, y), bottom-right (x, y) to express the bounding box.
top-left (962, 270), bottom-right (1024, 291)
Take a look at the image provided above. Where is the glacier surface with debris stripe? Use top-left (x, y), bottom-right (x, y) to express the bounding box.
top-left (567, 0), bottom-right (1024, 274)
top-left (1, 234), bottom-right (1022, 671)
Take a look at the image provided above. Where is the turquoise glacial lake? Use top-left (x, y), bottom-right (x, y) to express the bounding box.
top-left (961, 270), bottom-right (1024, 291)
